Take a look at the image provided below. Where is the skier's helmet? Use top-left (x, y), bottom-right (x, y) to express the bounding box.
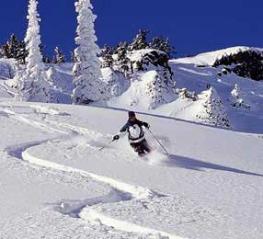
top-left (128, 111), bottom-right (136, 119)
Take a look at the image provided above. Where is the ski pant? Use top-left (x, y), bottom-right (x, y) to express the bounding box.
top-left (130, 139), bottom-right (151, 156)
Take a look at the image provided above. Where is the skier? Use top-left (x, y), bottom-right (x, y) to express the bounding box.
top-left (113, 111), bottom-right (151, 156)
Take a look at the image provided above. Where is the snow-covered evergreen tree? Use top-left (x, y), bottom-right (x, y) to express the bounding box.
top-left (231, 84), bottom-right (242, 99)
top-left (231, 84), bottom-right (250, 109)
top-left (53, 47), bottom-right (65, 64)
top-left (144, 70), bottom-right (176, 109)
top-left (114, 42), bottom-right (131, 77)
top-left (196, 87), bottom-right (230, 128)
top-left (150, 37), bottom-right (174, 57)
top-left (70, 51), bottom-right (77, 63)
top-left (178, 88), bottom-right (197, 101)
top-left (100, 45), bottom-right (114, 68)
top-left (128, 29), bottom-right (149, 51)
top-left (14, 0), bottom-right (50, 102)
top-left (72, 0), bottom-right (107, 104)
top-left (1, 34), bottom-right (27, 64)
top-left (0, 47), bottom-right (4, 58)
top-left (45, 66), bottom-right (58, 103)
top-left (46, 66), bottom-right (56, 84)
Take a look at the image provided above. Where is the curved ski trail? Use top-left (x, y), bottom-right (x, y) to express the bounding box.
top-left (22, 147), bottom-right (187, 239)
top-left (22, 145), bottom-right (187, 239)
top-left (2, 104), bottom-right (186, 238)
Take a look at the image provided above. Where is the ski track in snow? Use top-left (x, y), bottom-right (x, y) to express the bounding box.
top-left (3, 104), bottom-right (186, 239)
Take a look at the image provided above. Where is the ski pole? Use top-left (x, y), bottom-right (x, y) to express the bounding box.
top-left (98, 139), bottom-right (115, 151)
top-left (147, 129), bottom-right (169, 155)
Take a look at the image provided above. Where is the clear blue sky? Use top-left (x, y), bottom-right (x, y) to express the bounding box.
top-left (0, 0), bottom-right (262, 57)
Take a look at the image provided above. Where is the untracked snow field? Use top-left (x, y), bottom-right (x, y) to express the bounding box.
top-left (0, 99), bottom-right (262, 239)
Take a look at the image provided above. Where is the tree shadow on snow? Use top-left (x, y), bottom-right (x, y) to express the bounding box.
top-left (166, 154), bottom-right (263, 177)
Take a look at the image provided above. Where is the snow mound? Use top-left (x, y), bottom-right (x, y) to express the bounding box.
top-left (101, 67), bottom-right (129, 97)
top-left (108, 70), bottom-right (176, 110)
top-left (31, 105), bottom-right (69, 116)
top-left (0, 58), bottom-right (16, 79)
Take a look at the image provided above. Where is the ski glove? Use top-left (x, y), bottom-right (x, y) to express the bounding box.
top-left (144, 123), bottom-right (150, 129)
top-left (113, 135), bottom-right (120, 141)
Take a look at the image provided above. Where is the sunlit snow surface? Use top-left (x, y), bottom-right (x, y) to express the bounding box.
top-left (0, 47), bottom-right (262, 238)
top-left (0, 100), bottom-right (262, 239)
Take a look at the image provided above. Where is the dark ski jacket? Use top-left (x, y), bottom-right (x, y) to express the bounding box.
top-left (120, 119), bottom-right (149, 143)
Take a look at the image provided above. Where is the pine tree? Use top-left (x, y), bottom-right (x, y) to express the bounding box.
top-left (231, 84), bottom-right (250, 109)
top-left (46, 66), bottom-right (60, 103)
top-left (150, 37), bottom-right (174, 57)
top-left (53, 46), bottom-right (65, 64)
top-left (17, 40), bottom-right (27, 64)
top-left (70, 51), bottom-right (77, 63)
top-left (1, 34), bottom-right (27, 64)
top-left (231, 84), bottom-right (242, 100)
top-left (100, 45), bottom-right (114, 68)
top-left (14, 0), bottom-right (50, 102)
top-left (128, 29), bottom-right (149, 51)
top-left (196, 87), bottom-right (230, 128)
top-left (3, 34), bottom-right (19, 59)
top-left (144, 70), bottom-right (176, 109)
top-left (72, 0), bottom-right (107, 104)
top-left (213, 50), bottom-right (263, 81)
top-left (0, 46), bottom-right (4, 58)
top-left (114, 42), bottom-right (132, 76)
top-left (43, 55), bottom-right (51, 64)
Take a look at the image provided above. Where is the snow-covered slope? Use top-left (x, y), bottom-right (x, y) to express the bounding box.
top-left (106, 47), bottom-right (263, 133)
top-left (0, 100), bottom-right (262, 239)
top-left (171, 46), bottom-right (263, 66)
top-left (165, 59), bottom-right (263, 133)
top-left (0, 46), bottom-right (263, 134)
